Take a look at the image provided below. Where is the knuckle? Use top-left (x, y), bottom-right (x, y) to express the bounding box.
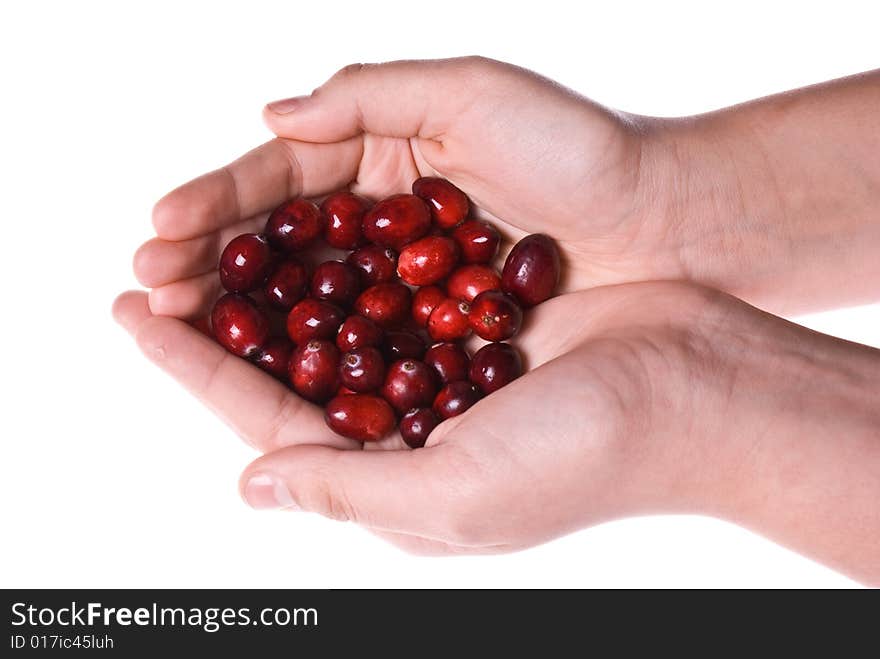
top-left (332, 62), bottom-right (368, 82)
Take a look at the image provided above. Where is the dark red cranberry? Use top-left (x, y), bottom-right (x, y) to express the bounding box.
top-left (346, 245), bottom-right (398, 287)
top-left (468, 290), bottom-right (523, 341)
top-left (427, 298), bottom-right (471, 342)
top-left (451, 219), bottom-right (500, 264)
top-left (433, 381), bottom-right (482, 419)
top-left (290, 340), bottom-right (340, 403)
top-left (501, 233), bottom-right (561, 307)
top-left (354, 283), bottom-right (412, 329)
top-left (286, 298), bottom-right (344, 345)
top-left (321, 191), bottom-right (371, 249)
top-left (254, 337), bottom-right (294, 380)
top-left (399, 408), bottom-right (440, 448)
top-left (264, 258), bottom-right (308, 311)
top-left (397, 236), bottom-right (459, 286)
top-left (411, 285), bottom-right (446, 328)
top-left (424, 342), bottom-right (470, 384)
top-left (382, 330), bottom-right (426, 361)
top-left (310, 260), bottom-right (361, 307)
top-left (446, 264), bottom-right (502, 303)
top-left (381, 359), bottom-right (439, 414)
top-left (324, 394), bottom-right (396, 442)
top-left (219, 233), bottom-right (273, 293)
top-left (412, 177), bottom-right (470, 229)
top-left (469, 342), bottom-right (522, 394)
top-left (265, 198), bottom-right (325, 253)
top-left (211, 293), bottom-right (269, 358)
top-left (336, 315), bottom-right (383, 352)
top-left (339, 347), bottom-right (386, 393)
top-left (361, 194), bottom-right (431, 250)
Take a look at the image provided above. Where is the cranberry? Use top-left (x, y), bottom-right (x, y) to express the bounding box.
top-left (286, 298), bottom-right (344, 345)
top-left (346, 245), bottom-right (398, 287)
top-left (290, 340), bottom-right (340, 403)
top-left (469, 342), bottom-right (522, 394)
top-left (264, 258), bottom-right (308, 311)
top-left (501, 233), bottom-right (561, 307)
top-left (336, 315), bottom-right (383, 352)
top-left (433, 381), bottom-right (482, 419)
top-left (336, 385), bottom-right (358, 396)
top-left (354, 282), bottom-right (412, 329)
top-left (397, 236), bottom-right (459, 286)
top-left (427, 298), bottom-right (471, 342)
top-left (324, 394), bottom-right (396, 442)
top-left (412, 177), bottom-right (469, 229)
top-left (219, 233), bottom-right (273, 293)
top-left (451, 219), bottom-right (500, 264)
top-left (381, 359), bottom-right (439, 414)
top-left (254, 337), bottom-right (294, 380)
top-left (424, 342), bottom-right (470, 384)
top-left (321, 191), bottom-right (370, 249)
top-left (211, 293), bottom-right (269, 358)
top-left (361, 194), bottom-right (431, 250)
top-left (468, 290), bottom-right (523, 341)
top-left (339, 347), bottom-right (386, 393)
top-left (310, 260), bottom-right (361, 308)
top-left (446, 264), bottom-right (502, 303)
top-left (265, 198), bottom-right (325, 253)
top-left (411, 285), bottom-right (446, 328)
top-left (399, 408), bottom-right (440, 449)
top-left (382, 330), bottom-right (427, 361)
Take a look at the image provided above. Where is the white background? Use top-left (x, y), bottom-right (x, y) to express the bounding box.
top-left (1, 0), bottom-right (877, 588)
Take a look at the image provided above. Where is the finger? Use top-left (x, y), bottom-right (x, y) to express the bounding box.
top-left (153, 137), bottom-right (362, 241)
top-left (147, 271), bottom-right (220, 320)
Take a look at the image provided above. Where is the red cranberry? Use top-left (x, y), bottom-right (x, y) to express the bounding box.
top-left (424, 342), bottom-right (470, 384)
top-left (501, 233), bottom-right (561, 307)
top-left (399, 408), bottom-right (440, 448)
top-left (211, 293), bottom-right (269, 358)
top-left (433, 381), bottom-right (482, 419)
top-left (411, 285), bottom-right (446, 328)
top-left (468, 290), bottom-right (523, 341)
top-left (427, 298), bottom-right (471, 342)
top-left (361, 194), bottom-right (431, 250)
top-left (290, 340), bottom-right (340, 403)
top-left (451, 219), bottom-right (500, 264)
top-left (412, 177), bottom-right (469, 229)
top-left (254, 337), bottom-right (294, 380)
top-left (321, 191), bottom-right (370, 249)
top-left (310, 260), bottom-right (361, 308)
top-left (286, 299), bottom-right (344, 345)
top-left (265, 198), bottom-right (325, 253)
top-left (397, 236), bottom-right (459, 286)
top-left (264, 258), bottom-right (308, 311)
top-left (383, 330), bottom-right (426, 361)
top-left (469, 342), bottom-right (522, 394)
top-left (446, 264), bottom-right (502, 303)
top-left (324, 394), bottom-right (396, 442)
top-left (219, 233), bottom-right (273, 293)
top-left (381, 359), bottom-right (439, 414)
top-left (354, 283), bottom-right (412, 329)
top-left (336, 315), bottom-right (383, 352)
top-left (346, 245), bottom-right (398, 287)
top-left (339, 347), bottom-right (386, 393)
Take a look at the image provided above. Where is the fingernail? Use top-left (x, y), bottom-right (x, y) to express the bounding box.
top-left (243, 473), bottom-right (299, 510)
top-left (266, 96), bottom-right (307, 115)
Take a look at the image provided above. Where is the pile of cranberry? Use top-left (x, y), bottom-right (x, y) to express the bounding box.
top-left (211, 178), bottom-right (560, 446)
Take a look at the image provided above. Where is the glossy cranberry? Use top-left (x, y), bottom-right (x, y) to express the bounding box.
top-left (412, 177), bottom-right (470, 229)
top-left (211, 293), bottom-right (269, 358)
top-left (433, 381), bottom-right (482, 419)
top-left (397, 236), bottom-right (459, 286)
top-left (382, 330), bottom-right (427, 362)
top-left (399, 408), bottom-right (440, 449)
top-left (339, 347), bottom-right (386, 393)
top-left (264, 258), bottom-right (308, 311)
top-left (468, 290), bottom-right (523, 341)
top-left (361, 194), bottom-right (431, 250)
top-left (424, 342), bottom-right (470, 384)
top-left (310, 260), bottom-right (361, 307)
top-left (451, 219), bottom-right (500, 264)
top-left (325, 394), bottom-right (396, 442)
top-left (501, 233), bottom-right (561, 307)
top-left (254, 337), bottom-right (294, 380)
top-left (346, 245), bottom-right (398, 287)
top-left (381, 359), bottom-right (439, 414)
top-left (411, 285), bottom-right (446, 328)
top-left (469, 342), bottom-right (522, 394)
top-left (290, 340), bottom-right (340, 403)
top-left (354, 282), bottom-right (412, 329)
top-left (219, 233), bottom-right (273, 293)
top-left (446, 264), bottom-right (502, 303)
top-left (427, 298), bottom-right (471, 342)
top-left (265, 198), bottom-right (325, 253)
top-left (321, 191), bottom-right (370, 249)
top-left (335, 315), bottom-right (383, 352)
top-left (286, 299), bottom-right (344, 345)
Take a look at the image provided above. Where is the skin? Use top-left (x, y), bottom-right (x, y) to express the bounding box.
top-left (115, 58), bottom-right (880, 584)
